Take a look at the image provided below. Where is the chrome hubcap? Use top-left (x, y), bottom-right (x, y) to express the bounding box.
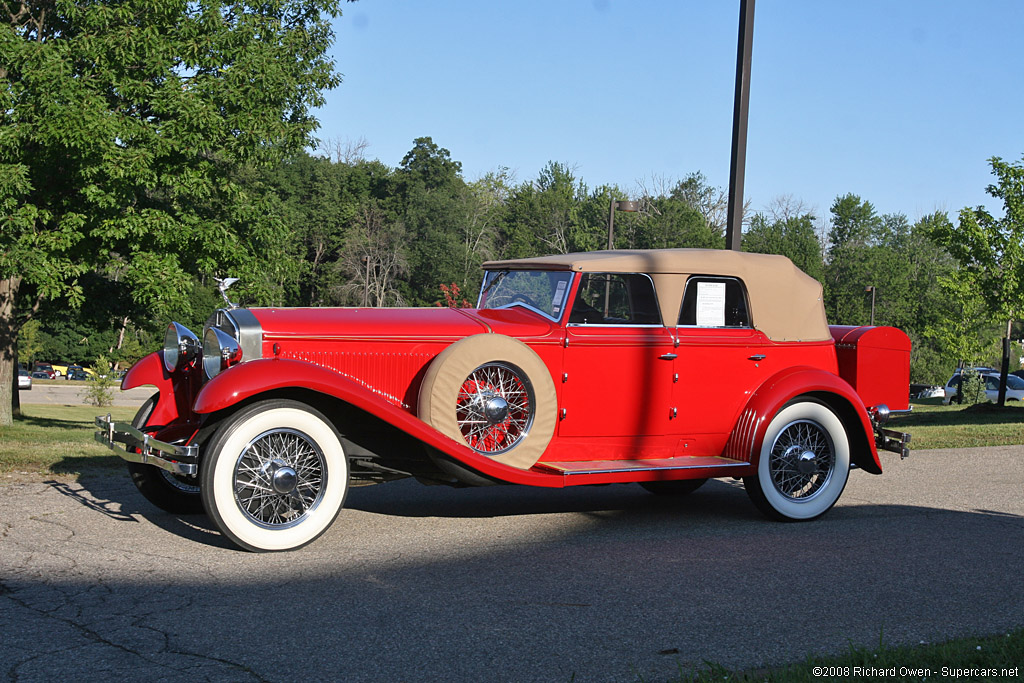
top-left (456, 362), bottom-right (535, 455)
top-left (233, 428), bottom-right (326, 529)
top-left (271, 464), bottom-right (298, 494)
top-left (484, 396), bottom-right (510, 424)
top-left (769, 419), bottom-right (835, 501)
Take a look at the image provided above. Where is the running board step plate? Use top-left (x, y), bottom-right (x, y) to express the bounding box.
top-left (534, 456), bottom-right (748, 476)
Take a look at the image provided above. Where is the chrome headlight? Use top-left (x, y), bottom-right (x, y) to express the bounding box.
top-left (203, 326), bottom-right (241, 379)
top-left (163, 323), bottom-right (201, 373)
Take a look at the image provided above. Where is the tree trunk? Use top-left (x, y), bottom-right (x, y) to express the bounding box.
top-left (997, 320), bottom-right (1012, 407)
top-left (109, 315), bottom-right (130, 371)
top-left (1, 276), bottom-right (23, 427)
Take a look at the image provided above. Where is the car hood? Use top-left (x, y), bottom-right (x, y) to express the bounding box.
top-left (250, 307), bottom-right (489, 341)
top-left (248, 306), bottom-right (555, 343)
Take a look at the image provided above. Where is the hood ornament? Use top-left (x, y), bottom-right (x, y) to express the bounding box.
top-left (214, 277), bottom-right (240, 309)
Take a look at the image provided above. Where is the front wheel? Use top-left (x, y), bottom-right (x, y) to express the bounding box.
top-left (127, 394), bottom-right (204, 514)
top-left (200, 400), bottom-right (349, 552)
top-left (744, 400), bottom-right (850, 521)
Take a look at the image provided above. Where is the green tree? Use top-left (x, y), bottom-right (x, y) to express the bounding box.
top-left (743, 212), bottom-right (824, 281)
top-left (824, 194), bottom-right (882, 325)
top-left (392, 137), bottom-right (468, 305)
top-left (928, 155), bottom-right (1024, 403)
top-left (1, 0), bottom-right (344, 424)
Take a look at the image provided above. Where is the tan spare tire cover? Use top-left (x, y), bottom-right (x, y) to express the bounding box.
top-left (418, 334), bottom-right (557, 469)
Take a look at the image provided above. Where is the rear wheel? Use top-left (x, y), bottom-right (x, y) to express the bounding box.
top-left (127, 394), bottom-right (204, 514)
top-left (200, 400), bottom-right (348, 552)
top-left (744, 400), bottom-right (850, 521)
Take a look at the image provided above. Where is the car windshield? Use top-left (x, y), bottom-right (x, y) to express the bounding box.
top-left (478, 270), bottom-right (574, 321)
top-left (1006, 374), bottom-right (1024, 390)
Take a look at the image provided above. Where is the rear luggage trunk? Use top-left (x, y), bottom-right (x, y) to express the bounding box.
top-left (830, 325), bottom-right (911, 411)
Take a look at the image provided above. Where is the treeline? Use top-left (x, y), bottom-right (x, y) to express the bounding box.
top-left (20, 136), bottom-right (1007, 384)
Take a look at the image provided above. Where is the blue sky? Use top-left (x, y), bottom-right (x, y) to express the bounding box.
top-left (317, 1), bottom-right (1024, 225)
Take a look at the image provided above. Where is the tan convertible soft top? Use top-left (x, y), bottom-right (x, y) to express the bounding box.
top-left (482, 249), bottom-right (830, 342)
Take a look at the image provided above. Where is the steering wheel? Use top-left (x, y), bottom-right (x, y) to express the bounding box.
top-left (511, 294), bottom-right (540, 309)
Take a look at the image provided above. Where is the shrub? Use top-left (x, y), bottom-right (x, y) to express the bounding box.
top-left (81, 356), bottom-right (117, 407)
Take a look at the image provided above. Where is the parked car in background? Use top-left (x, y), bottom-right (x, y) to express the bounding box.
top-left (30, 370), bottom-right (50, 380)
top-left (18, 369), bottom-right (32, 390)
top-left (915, 385), bottom-right (944, 399)
top-left (97, 249), bottom-right (913, 552)
top-left (66, 365), bottom-right (90, 381)
top-left (943, 371), bottom-right (1024, 404)
top-left (33, 363), bottom-right (57, 379)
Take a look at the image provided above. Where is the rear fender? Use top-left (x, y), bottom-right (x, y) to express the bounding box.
top-left (193, 358), bottom-right (565, 487)
top-left (725, 366), bottom-right (881, 474)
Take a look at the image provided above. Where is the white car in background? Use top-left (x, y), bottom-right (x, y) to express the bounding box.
top-left (18, 369), bottom-right (32, 390)
top-left (943, 372), bottom-right (1024, 404)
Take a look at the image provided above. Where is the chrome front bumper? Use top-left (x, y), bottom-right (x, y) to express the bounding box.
top-left (94, 414), bottom-right (198, 476)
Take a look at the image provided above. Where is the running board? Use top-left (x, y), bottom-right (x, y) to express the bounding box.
top-left (534, 456), bottom-right (749, 476)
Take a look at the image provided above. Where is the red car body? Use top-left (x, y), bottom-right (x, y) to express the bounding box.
top-left (97, 249), bottom-right (911, 552)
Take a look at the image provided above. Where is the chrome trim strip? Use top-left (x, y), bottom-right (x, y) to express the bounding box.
top-left (555, 460), bottom-right (750, 476)
top-left (566, 323), bottom-right (665, 329)
top-left (94, 415), bottom-right (198, 476)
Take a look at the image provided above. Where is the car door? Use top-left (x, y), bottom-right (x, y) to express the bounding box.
top-left (558, 272), bottom-right (677, 441)
top-left (671, 276), bottom-right (768, 456)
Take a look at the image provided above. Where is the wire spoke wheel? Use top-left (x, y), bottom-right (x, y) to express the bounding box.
top-left (233, 428), bottom-right (327, 529)
top-left (455, 362), bottom-right (535, 455)
top-left (744, 400), bottom-right (850, 522)
top-left (768, 419), bottom-right (835, 501)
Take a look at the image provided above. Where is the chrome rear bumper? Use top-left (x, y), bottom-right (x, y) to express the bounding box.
top-left (869, 405), bottom-right (912, 459)
top-left (94, 414), bottom-right (198, 476)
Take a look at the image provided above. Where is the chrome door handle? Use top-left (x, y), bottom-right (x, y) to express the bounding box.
top-left (748, 354), bottom-right (766, 361)
top-left (659, 353), bottom-right (678, 360)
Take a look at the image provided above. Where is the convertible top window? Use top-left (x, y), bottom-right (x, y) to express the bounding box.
top-left (679, 276), bottom-right (751, 328)
top-left (569, 273), bottom-right (660, 325)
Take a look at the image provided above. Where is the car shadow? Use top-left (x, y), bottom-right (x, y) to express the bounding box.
top-left (46, 474), bottom-right (236, 550)
top-left (344, 476), bottom-right (758, 520)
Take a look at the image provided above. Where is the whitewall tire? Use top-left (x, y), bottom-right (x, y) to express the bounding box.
top-left (744, 400), bottom-right (850, 521)
top-left (200, 400), bottom-right (348, 552)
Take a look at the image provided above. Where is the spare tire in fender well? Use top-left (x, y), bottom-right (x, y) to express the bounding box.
top-left (418, 334), bottom-right (557, 470)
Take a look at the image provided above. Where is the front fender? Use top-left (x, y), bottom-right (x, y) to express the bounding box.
top-left (193, 358), bottom-right (565, 487)
top-left (120, 351), bottom-right (198, 428)
top-left (725, 366), bottom-right (881, 474)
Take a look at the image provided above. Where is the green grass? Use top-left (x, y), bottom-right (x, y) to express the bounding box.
top-left (0, 403), bottom-right (137, 475)
top-left (900, 399), bottom-right (1024, 450)
top-left (663, 627), bottom-right (1024, 682)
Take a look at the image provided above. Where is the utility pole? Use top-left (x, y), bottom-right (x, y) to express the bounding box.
top-left (725, 0), bottom-right (755, 251)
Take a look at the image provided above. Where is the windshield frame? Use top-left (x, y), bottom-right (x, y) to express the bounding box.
top-left (477, 269), bottom-right (576, 323)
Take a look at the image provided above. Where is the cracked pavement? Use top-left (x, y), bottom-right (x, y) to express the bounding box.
top-left (2, 446), bottom-right (1023, 682)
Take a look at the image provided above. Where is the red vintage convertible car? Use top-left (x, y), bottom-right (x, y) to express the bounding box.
top-left (97, 249), bottom-right (911, 552)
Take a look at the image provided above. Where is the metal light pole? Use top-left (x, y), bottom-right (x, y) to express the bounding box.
top-left (605, 198), bottom-right (639, 315)
top-left (725, 0), bottom-right (755, 251)
top-left (607, 198), bottom-right (639, 250)
top-left (866, 286), bottom-right (876, 326)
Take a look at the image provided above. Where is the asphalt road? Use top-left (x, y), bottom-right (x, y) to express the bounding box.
top-left (2, 446), bottom-right (1023, 682)
top-left (20, 381), bottom-right (153, 407)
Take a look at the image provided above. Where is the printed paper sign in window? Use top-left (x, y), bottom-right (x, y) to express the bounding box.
top-left (696, 281), bottom-right (726, 327)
